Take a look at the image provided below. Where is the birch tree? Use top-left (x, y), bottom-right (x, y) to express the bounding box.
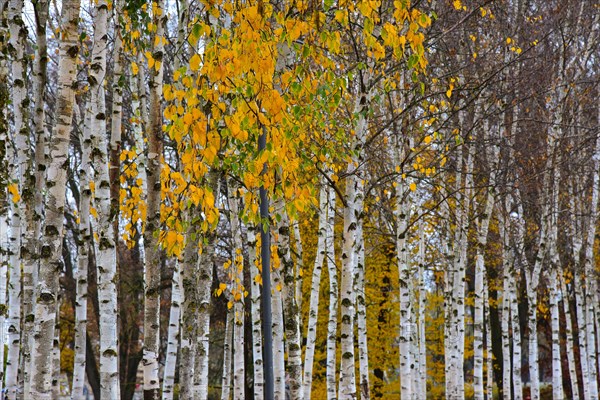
top-left (88, 0), bottom-right (121, 395)
top-left (142, 0), bottom-right (166, 396)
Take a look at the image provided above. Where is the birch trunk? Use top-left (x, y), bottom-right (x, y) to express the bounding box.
top-left (484, 275), bottom-right (493, 400)
top-left (560, 274), bottom-right (579, 399)
top-left (473, 123), bottom-right (499, 400)
top-left (0, 22), bottom-right (8, 394)
top-left (277, 208), bottom-right (303, 400)
top-left (221, 304), bottom-right (234, 400)
top-left (509, 268), bottom-right (522, 400)
top-left (567, 186), bottom-right (585, 399)
top-left (0, 202), bottom-right (6, 397)
top-left (192, 171), bottom-right (218, 400)
top-left (72, 102), bottom-right (93, 400)
top-left (89, 0), bottom-right (120, 396)
top-left (29, 0), bottom-right (80, 395)
top-left (7, 0), bottom-right (26, 396)
top-left (247, 221), bottom-right (264, 400)
top-left (192, 247), bottom-right (215, 400)
top-left (180, 217), bottom-right (198, 400)
top-left (7, 0), bottom-right (27, 396)
top-left (395, 141), bottom-right (413, 399)
top-left (356, 212), bottom-right (370, 400)
top-left (143, 0), bottom-right (166, 396)
top-left (339, 78), bottom-right (370, 399)
top-left (25, 0), bottom-right (49, 392)
top-left (6, 198), bottom-right (21, 400)
top-left (228, 189), bottom-right (246, 400)
top-left (499, 213), bottom-right (511, 399)
top-left (109, 0), bottom-right (123, 210)
top-left (417, 227), bottom-right (427, 400)
top-left (582, 129), bottom-right (600, 400)
top-left (160, 9), bottom-right (188, 393)
top-left (303, 183), bottom-right (328, 400)
top-left (325, 185), bottom-right (338, 400)
top-left (292, 222), bottom-right (304, 323)
top-left (51, 320), bottom-right (61, 399)
top-left (339, 166), bottom-right (358, 400)
top-left (271, 201), bottom-right (286, 400)
top-left (455, 142), bottom-right (473, 400)
top-left (549, 270), bottom-right (563, 400)
top-left (162, 260), bottom-right (182, 400)
top-left (574, 272), bottom-right (591, 399)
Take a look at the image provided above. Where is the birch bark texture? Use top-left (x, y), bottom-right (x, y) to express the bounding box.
top-left (143, 0), bottom-right (166, 396)
top-left (89, 0), bottom-right (120, 396)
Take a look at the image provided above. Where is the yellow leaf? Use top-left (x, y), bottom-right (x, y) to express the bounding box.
top-left (131, 62), bottom-right (139, 76)
top-left (146, 51), bottom-right (155, 69)
top-left (90, 207), bottom-right (98, 218)
top-left (7, 183), bottom-right (20, 203)
top-left (190, 54), bottom-right (201, 72)
top-left (506, 37), bottom-right (512, 44)
top-left (410, 182), bottom-right (417, 192)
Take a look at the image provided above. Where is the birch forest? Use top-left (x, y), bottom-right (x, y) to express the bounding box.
top-left (1, 0), bottom-right (600, 399)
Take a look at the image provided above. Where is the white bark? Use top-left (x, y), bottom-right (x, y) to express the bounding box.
top-left (247, 221), bottom-right (264, 400)
top-left (221, 304), bottom-right (234, 400)
top-left (302, 183), bottom-right (328, 400)
top-left (339, 77), bottom-right (370, 399)
top-left (499, 213), bottom-right (511, 400)
top-left (89, 0), bottom-right (120, 396)
top-left (355, 210), bottom-right (370, 400)
top-left (291, 221), bottom-right (304, 324)
top-left (0, 38), bottom-right (8, 392)
top-left (325, 185), bottom-right (338, 400)
top-left (574, 272), bottom-right (591, 399)
top-left (567, 186), bottom-right (586, 400)
top-left (180, 218), bottom-right (198, 400)
top-left (6, 199), bottom-right (21, 400)
top-left (271, 200), bottom-right (286, 400)
top-left (0, 198), bottom-right (7, 397)
top-left (193, 247), bottom-right (215, 400)
top-left (228, 189), bottom-right (246, 400)
top-left (24, 0), bottom-right (49, 393)
top-left (339, 164), bottom-right (358, 400)
top-left (509, 266), bottom-right (522, 400)
top-left (474, 123), bottom-right (499, 400)
top-left (559, 274), bottom-right (579, 399)
top-left (278, 208), bottom-right (303, 400)
top-left (28, 0), bottom-right (80, 396)
top-left (162, 260), bottom-right (182, 400)
top-left (395, 139), bottom-right (413, 399)
top-left (484, 274), bottom-right (493, 400)
top-left (549, 270), bottom-right (563, 400)
top-left (192, 172), bottom-right (218, 400)
top-left (417, 227), bottom-right (427, 400)
top-left (72, 102), bottom-right (92, 400)
top-left (143, 0), bottom-right (166, 396)
top-left (51, 320), bottom-right (61, 399)
top-left (503, 211), bottom-right (524, 400)
top-left (6, 0), bottom-right (26, 396)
